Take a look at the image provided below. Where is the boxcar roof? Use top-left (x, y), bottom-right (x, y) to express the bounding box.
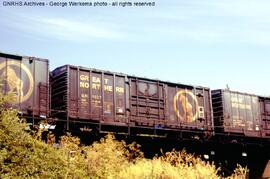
top-left (0, 51), bottom-right (48, 62)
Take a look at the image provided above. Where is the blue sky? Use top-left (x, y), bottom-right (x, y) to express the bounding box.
top-left (0, 0), bottom-right (269, 96)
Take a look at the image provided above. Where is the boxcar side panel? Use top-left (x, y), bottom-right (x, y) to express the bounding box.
top-left (115, 76), bottom-right (126, 123)
top-left (69, 67), bottom-right (79, 118)
top-left (51, 65), bottom-right (68, 118)
top-left (103, 74), bottom-right (114, 122)
top-left (64, 66), bottom-right (128, 124)
top-left (166, 85), bottom-right (178, 126)
top-left (203, 88), bottom-right (213, 130)
top-left (0, 54), bottom-right (49, 117)
top-left (166, 86), bottom-right (212, 130)
top-left (211, 90), bottom-right (224, 132)
top-left (34, 59), bottom-right (49, 117)
top-left (78, 69), bottom-right (91, 119)
top-left (260, 97), bottom-right (270, 137)
top-left (129, 78), bottom-right (165, 126)
top-left (212, 90), bottom-right (261, 137)
top-left (91, 72), bottom-right (102, 120)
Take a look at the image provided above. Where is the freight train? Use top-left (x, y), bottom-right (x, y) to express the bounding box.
top-left (1, 52), bottom-right (270, 141)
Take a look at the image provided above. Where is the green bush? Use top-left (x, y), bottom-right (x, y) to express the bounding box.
top-left (0, 93), bottom-right (87, 178)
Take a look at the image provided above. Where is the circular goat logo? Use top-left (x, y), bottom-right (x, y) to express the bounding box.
top-left (0, 60), bottom-right (34, 103)
top-left (173, 90), bottom-right (198, 123)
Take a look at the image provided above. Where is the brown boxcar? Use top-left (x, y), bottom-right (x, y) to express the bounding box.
top-left (51, 64), bottom-right (213, 134)
top-left (129, 77), bottom-right (213, 131)
top-left (211, 89), bottom-right (261, 137)
top-left (51, 65), bottom-right (127, 125)
top-left (259, 96), bottom-right (270, 138)
top-left (0, 52), bottom-right (49, 117)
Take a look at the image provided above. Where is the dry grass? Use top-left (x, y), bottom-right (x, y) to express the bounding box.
top-left (61, 133), bottom-right (248, 179)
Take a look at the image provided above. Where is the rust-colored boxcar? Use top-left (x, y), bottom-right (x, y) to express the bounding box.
top-left (0, 52), bottom-right (49, 117)
top-left (211, 89), bottom-right (262, 137)
top-left (128, 77), bottom-right (213, 131)
top-left (51, 65), bottom-right (127, 125)
top-left (51, 65), bottom-right (213, 134)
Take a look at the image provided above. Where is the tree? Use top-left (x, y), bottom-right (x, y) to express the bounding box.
top-left (0, 92), bottom-right (87, 178)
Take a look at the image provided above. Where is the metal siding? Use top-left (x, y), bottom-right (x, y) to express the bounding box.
top-left (204, 89), bottom-right (214, 130)
top-left (168, 86), bottom-right (199, 126)
top-left (260, 97), bottom-right (270, 137)
top-left (78, 70), bottom-right (91, 119)
top-left (216, 90), bottom-right (261, 137)
top-left (103, 74), bottom-right (114, 122)
top-left (69, 67), bottom-right (78, 118)
top-left (167, 86), bottom-right (177, 125)
top-left (51, 66), bottom-right (68, 117)
top-left (223, 91), bottom-right (233, 130)
top-left (115, 76), bottom-right (126, 122)
top-left (129, 78), bottom-right (166, 126)
top-left (0, 54), bottom-right (49, 117)
top-left (91, 72), bottom-right (102, 119)
top-left (34, 59), bottom-right (49, 116)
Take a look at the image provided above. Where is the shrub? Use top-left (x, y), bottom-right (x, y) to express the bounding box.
top-left (0, 93), bottom-right (87, 178)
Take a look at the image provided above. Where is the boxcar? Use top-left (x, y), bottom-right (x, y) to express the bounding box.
top-left (0, 52), bottom-right (49, 118)
top-left (259, 96), bottom-right (270, 138)
top-left (51, 65), bottom-right (127, 125)
top-left (211, 89), bottom-right (265, 137)
top-left (51, 65), bottom-right (213, 135)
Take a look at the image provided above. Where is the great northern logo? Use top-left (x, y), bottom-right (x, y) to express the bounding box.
top-left (173, 90), bottom-right (198, 123)
top-left (0, 61), bottom-right (34, 103)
